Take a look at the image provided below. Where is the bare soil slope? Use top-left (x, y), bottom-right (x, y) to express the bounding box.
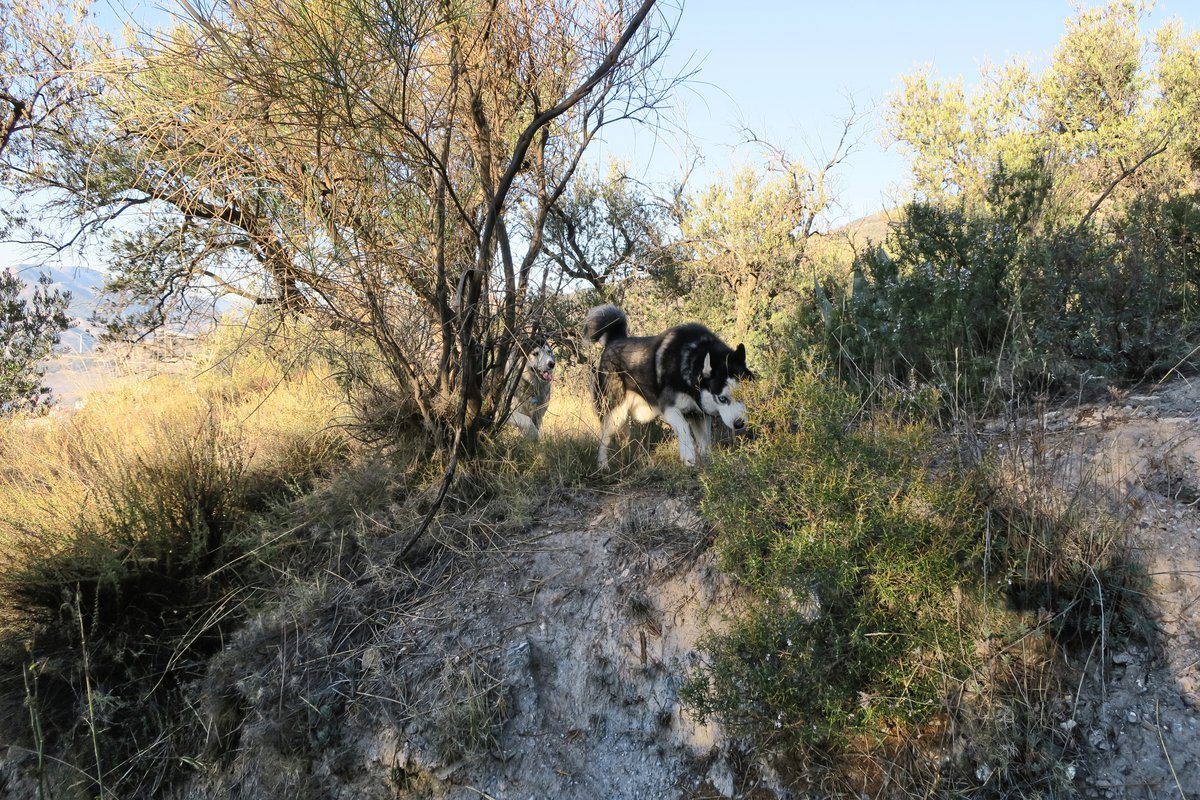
top-left (1011, 379), bottom-right (1200, 798)
top-left (173, 491), bottom-right (757, 800)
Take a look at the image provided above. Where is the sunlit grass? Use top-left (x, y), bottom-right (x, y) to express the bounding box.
top-left (0, 333), bottom-right (353, 797)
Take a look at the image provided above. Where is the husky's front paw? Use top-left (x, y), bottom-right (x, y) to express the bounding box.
top-left (682, 456), bottom-right (696, 467)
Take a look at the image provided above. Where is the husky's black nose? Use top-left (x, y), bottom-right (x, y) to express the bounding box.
top-left (547, 359), bottom-right (555, 369)
top-left (733, 418), bottom-right (746, 431)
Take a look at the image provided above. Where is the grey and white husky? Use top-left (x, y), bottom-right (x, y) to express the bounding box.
top-left (583, 305), bottom-right (752, 467)
top-left (508, 342), bottom-right (556, 439)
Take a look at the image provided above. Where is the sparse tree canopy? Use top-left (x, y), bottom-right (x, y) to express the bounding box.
top-left (676, 125), bottom-right (857, 344)
top-left (1, 0), bottom-right (680, 447)
top-left (0, 0), bottom-right (107, 241)
top-left (540, 163), bottom-right (676, 296)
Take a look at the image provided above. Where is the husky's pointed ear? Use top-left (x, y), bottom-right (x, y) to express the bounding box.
top-left (731, 343), bottom-right (755, 380)
top-left (701, 352), bottom-right (712, 378)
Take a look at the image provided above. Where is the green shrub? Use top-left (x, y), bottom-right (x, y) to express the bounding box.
top-left (681, 372), bottom-right (1149, 793)
top-left (802, 181), bottom-right (1200, 405)
top-left (682, 374), bottom-right (985, 755)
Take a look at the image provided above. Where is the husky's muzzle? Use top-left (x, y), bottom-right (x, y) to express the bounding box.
top-left (529, 345), bottom-right (555, 384)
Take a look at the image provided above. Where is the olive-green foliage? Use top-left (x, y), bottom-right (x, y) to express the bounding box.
top-left (782, 3), bottom-right (1200, 405)
top-left (677, 167), bottom-right (813, 347)
top-left (681, 371), bottom-right (1150, 794)
top-left (540, 162), bottom-right (678, 296)
top-left (681, 374), bottom-right (985, 754)
top-left (0, 271), bottom-right (70, 413)
top-left (802, 180), bottom-right (1200, 402)
top-left (889, 2), bottom-right (1200, 224)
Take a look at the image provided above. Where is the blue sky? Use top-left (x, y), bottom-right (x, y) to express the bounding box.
top-left (6, 0), bottom-right (1200, 272)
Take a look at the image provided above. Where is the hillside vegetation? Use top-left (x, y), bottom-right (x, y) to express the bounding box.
top-left (0, 1), bottom-right (1198, 798)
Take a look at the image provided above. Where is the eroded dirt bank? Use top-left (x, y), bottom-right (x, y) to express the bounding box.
top-left (997, 379), bottom-right (1200, 798)
top-left (169, 493), bottom-right (763, 800)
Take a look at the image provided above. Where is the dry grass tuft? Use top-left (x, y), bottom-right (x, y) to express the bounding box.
top-left (0, 334), bottom-right (353, 797)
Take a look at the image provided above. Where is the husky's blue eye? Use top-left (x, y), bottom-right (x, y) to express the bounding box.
top-left (718, 395), bottom-right (729, 405)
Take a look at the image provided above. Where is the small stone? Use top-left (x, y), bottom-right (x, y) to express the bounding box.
top-left (1112, 651), bottom-right (1135, 665)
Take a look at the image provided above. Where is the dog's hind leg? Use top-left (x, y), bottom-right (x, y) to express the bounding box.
top-left (689, 414), bottom-right (712, 460)
top-left (597, 395), bottom-right (632, 468)
top-left (662, 407), bottom-right (698, 466)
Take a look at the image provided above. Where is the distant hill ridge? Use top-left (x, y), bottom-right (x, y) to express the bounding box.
top-left (835, 209), bottom-right (894, 246)
top-left (8, 263), bottom-right (247, 353)
top-left (8, 263), bottom-right (109, 353)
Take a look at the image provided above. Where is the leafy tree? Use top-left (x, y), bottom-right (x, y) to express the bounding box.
top-left (888, 1), bottom-right (1200, 227)
top-left (0, 0), bottom-right (106, 243)
top-left (850, 2), bottom-right (1200, 404)
top-left (541, 163), bottom-right (677, 296)
top-left (805, 173), bottom-right (1200, 401)
top-left (677, 127), bottom-right (856, 344)
top-left (0, 271), bottom-right (70, 412)
top-left (1, 0), bottom-right (679, 449)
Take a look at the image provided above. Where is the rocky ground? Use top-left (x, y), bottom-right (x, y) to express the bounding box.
top-left (171, 491), bottom-right (768, 800)
top-left (1001, 378), bottom-right (1200, 798)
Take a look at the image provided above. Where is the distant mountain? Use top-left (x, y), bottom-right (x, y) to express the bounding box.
top-left (8, 263), bottom-right (247, 353)
top-left (9, 263), bottom-right (109, 353)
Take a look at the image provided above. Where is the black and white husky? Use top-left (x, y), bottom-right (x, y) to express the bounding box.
top-left (584, 305), bottom-right (752, 467)
top-left (508, 343), bottom-right (556, 439)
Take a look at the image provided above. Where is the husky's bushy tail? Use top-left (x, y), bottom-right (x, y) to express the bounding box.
top-left (584, 304), bottom-right (628, 347)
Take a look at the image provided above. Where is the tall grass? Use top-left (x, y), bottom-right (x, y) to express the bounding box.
top-left (0, 333), bottom-right (635, 797)
top-left (0, 334), bottom-right (352, 797)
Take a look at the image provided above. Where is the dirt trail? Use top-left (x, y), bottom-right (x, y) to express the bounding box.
top-left (386, 492), bottom-right (735, 799)
top-left (1021, 379), bottom-right (1200, 798)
